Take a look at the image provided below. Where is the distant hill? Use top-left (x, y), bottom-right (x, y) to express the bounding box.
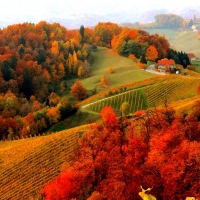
top-left (170, 31), bottom-right (200, 58)
top-left (1, 6), bottom-right (200, 29)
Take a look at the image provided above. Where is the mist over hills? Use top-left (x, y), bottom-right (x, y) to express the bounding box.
top-left (1, 5), bottom-right (200, 29)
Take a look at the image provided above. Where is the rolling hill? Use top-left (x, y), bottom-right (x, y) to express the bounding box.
top-left (1, 46), bottom-right (200, 199)
top-left (80, 47), bottom-right (158, 92)
top-left (0, 125), bottom-right (92, 200)
top-left (170, 31), bottom-right (200, 57)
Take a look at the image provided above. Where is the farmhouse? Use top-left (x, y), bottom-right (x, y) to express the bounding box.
top-left (187, 53), bottom-right (196, 61)
top-left (158, 59), bottom-right (175, 71)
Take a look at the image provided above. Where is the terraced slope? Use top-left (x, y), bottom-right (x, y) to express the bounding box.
top-left (81, 75), bottom-right (200, 114)
top-left (0, 125), bottom-right (91, 200)
top-left (144, 75), bottom-right (200, 107)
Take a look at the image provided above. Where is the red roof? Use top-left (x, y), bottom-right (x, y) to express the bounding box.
top-left (187, 53), bottom-right (196, 58)
top-left (158, 59), bottom-right (174, 65)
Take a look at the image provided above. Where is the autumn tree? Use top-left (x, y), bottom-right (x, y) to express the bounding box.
top-left (100, 75), bottom-right (109, 87)
top-left (78, 66), bottom-right (84, 78)
top-left (100, 106), bottom-right (118, 126)
top-left (46, 107), bottom-right (60, 125)
top-left (146, 45), bottom-right (158, 61)
top-left (49, 92), bottom-right (60, 106)
top-left (51, 40), bottom-right (59, 56)
top-left (70, 81), bottom-right (86, 101)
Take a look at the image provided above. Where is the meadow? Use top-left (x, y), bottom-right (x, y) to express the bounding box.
top-left (80, 47), bottom-right (158, 91)
top-left (143, 28), bottom-right (179, 40)
top-left (170, 31), bottom-right (200, 58)
top-left (192, 60), bottom-right (200, 73)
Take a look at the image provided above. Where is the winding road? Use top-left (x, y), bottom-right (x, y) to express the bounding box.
top-left (145, 64), bottom-right (166, 75)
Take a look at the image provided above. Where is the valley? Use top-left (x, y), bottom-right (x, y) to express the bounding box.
top-left (0, 20), bottom-right (199, 199)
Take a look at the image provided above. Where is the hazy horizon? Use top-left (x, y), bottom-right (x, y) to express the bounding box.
top-left (0, 0), bottom-right (200, 28)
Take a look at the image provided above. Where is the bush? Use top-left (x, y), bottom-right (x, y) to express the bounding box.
top-left (187, 65), bottom-right (196, 71)
top-left (108, 66), bottom-right (114, 73)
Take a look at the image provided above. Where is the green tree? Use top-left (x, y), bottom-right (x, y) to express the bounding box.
top-left (10, 55), bottom-right (17, 69)
top-left (80, 25), bottom-right (85, 44)
top-left (1, 60), bottom-right (13, 81)
top-left (19, 45), bottom-right (25, 59)
top-left (22, 68), bottom-right (33, 99)
top-left (38, 50), bottom-right (46, 64)
top-left (141, 54), bottom-right (147, 64)
top-left (120, 101), bottom-right (130, 117)
top-left (20, 36), bottom-right (26, 45)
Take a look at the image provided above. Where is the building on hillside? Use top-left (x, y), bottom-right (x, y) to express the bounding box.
top-left (195, 18), bottom-right (200, 23)
top-left (158, 59), bottom-right (175, 72)
top-left (187, 53), bottom-right (196, 61)
top-left (185, 18), bottom-right (192, 23)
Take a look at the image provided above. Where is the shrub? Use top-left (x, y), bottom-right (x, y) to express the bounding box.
top-left (108, 66), bottom-right (114, 73)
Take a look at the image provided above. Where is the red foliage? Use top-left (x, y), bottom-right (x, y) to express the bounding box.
top-left (197, 84), bottom-right (200, 95)
top-left (100, 106), bottom-right (118, 126)
top-left (70, 82), bottom-right (86, 101)
top-left (40, 170), bottom-right (78, 200)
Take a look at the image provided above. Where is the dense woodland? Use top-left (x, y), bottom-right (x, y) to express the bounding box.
top-left (40, 104), bottom-right (200, 199)
top-left (0, 21), bottom-right (179, 140)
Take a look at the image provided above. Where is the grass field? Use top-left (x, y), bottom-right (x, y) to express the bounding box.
top-left (0, 124), bottom-right (93, 200)
top-left (80, 47), bottom-right (158, 91)
top-left (191, 60), bottom-right (200, 73)
top-left (143, 28), bottom-right (179, 40)
top-left (170, 31), bottom-right (200, 58)
top-left (46, 111), bottom-right (101, 133)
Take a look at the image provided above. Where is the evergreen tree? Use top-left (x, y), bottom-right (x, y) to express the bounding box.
top-left (20, 36), bottom-right (26, 46)
top-left (19, 46), bottom-right (25, 59)
top-left (22, 68), bottom-right (33, 99)
top-left (80, 25), bottom-right (85, 44)
top-left (1, 60), bottom-right (12, 81)
top-left (38, 50), bottom-right (46, 64)
top-left (140, 54), bottom-right (147, 64)
top-left (10, 55), bottom-right (17, 69)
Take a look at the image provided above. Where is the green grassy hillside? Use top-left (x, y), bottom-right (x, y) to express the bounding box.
top-left (80, 47), bottom-right (158, 92)
top-left (143, 28), bottom-right (179, 40)
top-left (170, 31), bottom-right (200, 58)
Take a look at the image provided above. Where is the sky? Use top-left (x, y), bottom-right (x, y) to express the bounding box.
top-left (0, 0), bottom-right (200, 27)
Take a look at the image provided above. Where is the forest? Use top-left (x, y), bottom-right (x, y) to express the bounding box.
top-left (0, 21), bottom-right (179, 140)
top-left (40, 104), bottom-right (200, 199)
top-left (0, 21), bottom-right (199, 200)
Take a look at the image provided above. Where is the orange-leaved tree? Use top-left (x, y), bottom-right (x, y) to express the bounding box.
top-left (146, 45), bottom-right (158, 61)
top-left (70, 81), bottom-right (86, 101)
top-left (100, 106), bottom-right (118, 126)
